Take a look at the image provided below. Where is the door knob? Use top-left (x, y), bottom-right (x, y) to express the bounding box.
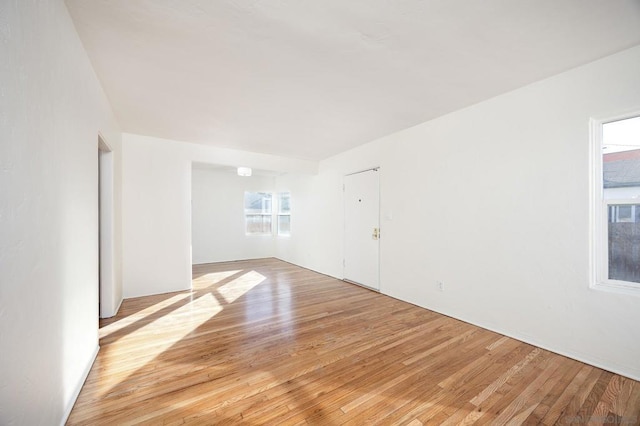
top-left (372, 227), bottom-right (379, 240)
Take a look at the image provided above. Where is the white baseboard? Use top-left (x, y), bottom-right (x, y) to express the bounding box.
top-left (60, 345), bottom-right (100, 426)
top-left (113, 297), bottom-right (123, 317)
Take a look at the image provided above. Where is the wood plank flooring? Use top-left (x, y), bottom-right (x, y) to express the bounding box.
top-left (68, 258), bottom-right (640, 425)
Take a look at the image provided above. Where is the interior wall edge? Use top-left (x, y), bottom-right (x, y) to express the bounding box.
top-left (59, 344), bottom-right (99, 426)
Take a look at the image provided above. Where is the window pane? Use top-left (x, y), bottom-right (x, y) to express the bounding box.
top-left (244, 192), bottom-right (272, 214)
top-left (246, 214), bottom-right (272, 234)
top-left (608, 204), bottom-right (640, 283)
top-left (602, 116), bottom-right (640, 199)
top-left (279, 192), bottom-right (291, 214)
top-left (244, 192), bottom-right (273, 234)
top-left (278, 215), bottom-right (290, 236)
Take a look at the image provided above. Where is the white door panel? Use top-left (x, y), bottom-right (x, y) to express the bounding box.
top-left (344, 169), bottom-right (380, 290)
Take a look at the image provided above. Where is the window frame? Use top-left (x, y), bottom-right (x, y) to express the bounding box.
top-left (590, 112), bottom-right (640, 295)
top-left (244, 191), bottom-right (274, 236)
top-left (277, 191), bottom-right (291, 237)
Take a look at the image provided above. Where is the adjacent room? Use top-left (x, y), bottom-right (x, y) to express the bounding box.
top-left (2, 0), bottom-right (640, 424)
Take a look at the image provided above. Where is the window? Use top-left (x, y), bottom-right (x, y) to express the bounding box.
top-left (244, 192), bottom-right (273, 235)
top-left (277, 192), bottom-right (291, 236)
top-left (591, 114), bottom-right (640, 291)
top-left (244, 191), bottom-right (292, 236)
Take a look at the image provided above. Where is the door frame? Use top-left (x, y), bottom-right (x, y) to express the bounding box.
top-left (98, 135), bottom-right (117, 318)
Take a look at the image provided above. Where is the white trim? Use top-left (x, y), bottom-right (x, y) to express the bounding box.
top-left (60, 345), bottom-right (99, 426)
top-left (589, 117), bottom-right (601, 292)
top-left (343, 278), bottom-right (380, 292)
top-left (276, 191), bottom-right (292, 237)
top-left (98, 139), bottom-right (117, 317)
top-left (113, 297), bottom-right (124, 317)
top-left (589, 111), bottom-right (640, 294)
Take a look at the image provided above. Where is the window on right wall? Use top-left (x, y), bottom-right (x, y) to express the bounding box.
top-left (277, 192), bottom-right (291, 236)
top-left (592, 114), bottom-right (640, 292)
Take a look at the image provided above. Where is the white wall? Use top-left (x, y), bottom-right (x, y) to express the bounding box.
top-left (275, 171), bottom-right (345, 278)
top-left (0, 1), bottom-right (122, 424)
top-left (279, 45), bottom-right (640, 380)
top-left (121, 134), bottom-right (316, 298)
top-left (192, 168), bottom-right (276, 264)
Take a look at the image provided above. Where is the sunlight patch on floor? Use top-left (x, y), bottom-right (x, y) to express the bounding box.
top-left (217, 270), bottom-right (266, 303)
top-left (96, 293), bottom-right (223, 397)
top-left (193, 270), bottom-right (242, 290)
top-left (99, 293), bottom-right (192, 338)
top-left (90, 269), bottom-right (266, 401)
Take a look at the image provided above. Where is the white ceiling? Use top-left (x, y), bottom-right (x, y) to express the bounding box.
top-left (65, 0), bottom-right (640, 160)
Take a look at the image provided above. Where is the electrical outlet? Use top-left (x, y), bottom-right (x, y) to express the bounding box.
top-left (437, 281), bottom-right (444, 292)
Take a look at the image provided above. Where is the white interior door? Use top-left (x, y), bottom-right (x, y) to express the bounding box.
top-left (344, 168), bottom-right (380, 290)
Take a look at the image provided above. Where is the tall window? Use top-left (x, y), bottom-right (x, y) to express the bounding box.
top-left (277, 192), bottom-right (291, 236)
top-left (592, 114), bottom-right (640, 291)
top-left (244, 192), bottom-right (272, 235)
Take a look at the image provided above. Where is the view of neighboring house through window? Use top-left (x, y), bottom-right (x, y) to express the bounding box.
top-left (278, 192), bottom-right (291, 236)
top-left (244, 192), bottom-right (273, 235)
top-left (598, 115), bottom-right (640, 287)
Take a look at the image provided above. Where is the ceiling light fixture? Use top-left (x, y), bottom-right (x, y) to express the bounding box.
top-left (237, 166), bottom-right (252, 177)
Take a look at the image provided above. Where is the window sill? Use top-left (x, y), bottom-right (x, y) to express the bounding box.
top-left (590, 281), bottom-right (640, 297)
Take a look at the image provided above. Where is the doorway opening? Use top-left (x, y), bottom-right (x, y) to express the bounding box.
top-left (98, 136), bottom-right (116, 318)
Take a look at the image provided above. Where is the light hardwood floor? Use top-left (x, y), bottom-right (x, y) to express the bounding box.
top-left (68, 258), bottom-right (640, 425)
